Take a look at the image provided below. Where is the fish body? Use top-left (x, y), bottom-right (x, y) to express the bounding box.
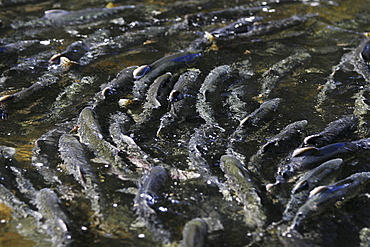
top-left (133, 50), bottom-right (202, 99)
top-left (290, 172), bottom-right (370, 230)
top-left (282, 158), bottom-right (343, 221)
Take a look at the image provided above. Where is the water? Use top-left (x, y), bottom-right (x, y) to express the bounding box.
top-left (1, 0), bottom-right (370, 246)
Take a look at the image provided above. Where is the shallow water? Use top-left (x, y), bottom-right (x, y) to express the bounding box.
top-left (1, 0), bottom-right (370, 246)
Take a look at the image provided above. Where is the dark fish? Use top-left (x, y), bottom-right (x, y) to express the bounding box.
top-left (276, 138), bottom-right (370, 183)
top-left (289, 172), bottom-right (370, 231)
top-left (209, 13), bottom-right (317, 44)
top-left (212, 16), bottom-right (263, 37)
top-left (145, 72), bottom-right (173, 109)
top-left (282, 158), bottom-right (342, 222)
top-left (197, 65), bottom-right (231, 126)
top-left (133, 50), bottom-right (202, 99)
top-left (186, 5), bottom-right (265, 27)
top-left (239, 98), bottom-right (281, 127)
top-left (157, 69), bottom-right (201, 137)
top-left (133, 166), bottom-right (170, 243)
top-left (95, 66), bottom-right (137, 103)
top-left (134, 166), bottom-right (167, 214)
top-left (248, 120), bottom-right (308, 180)
top-left (303, 115), bottom-right (358, 147)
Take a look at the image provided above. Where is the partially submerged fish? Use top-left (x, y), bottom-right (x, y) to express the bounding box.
top-left (239, 98), bottom-right (281, 127)
top-left (282, 158), bottom-right (343, 222)
top-left (197, 65), bottom-right (231, 127)
top-left (134, 166), bottom-right (167, 215)
top-left (133, 50), bottom-right (202, 99)
top-left (77, 107), bottom-right (123, 167)
top-left (275, 138), bottom-right (370, 183)
top-left (133, 166), bottom-right (170, 243)
top-left (303, 115), bottom-right (358, 147)
top-left (220, 155), bottom-right (266, 229)
top-left (289, 172), bottom-right (370, 231)
top-left (247, 120), bottom-right (308, 179)
top-left (258, 51), bottom-right (311, 99)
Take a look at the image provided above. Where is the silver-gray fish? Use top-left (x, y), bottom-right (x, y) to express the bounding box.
top-left (47, 76), bottom-right (95, 123)
top-left (220, 155), bottom-right (266, 229)
top-left (276, 138), bottom-right (370, 183)
top-left (316, 37), bottom-right (370, 111)
top-left (282, 158), bottom-right (343, 222)
top-left (247, 120), bottom-right (308, 179)
top-left (258, 51), bottom-right (311, 99)
top-left (135, 72), bottom-right (174, 126)
top-left (59, 133), bottom-right (105, 217)
top-left (289, 172), bottom-right (370, 231)
top-left (77, 107), bottom-right (123, 167)
top-left (133, 50), bottom-right (202, 99)
top-left (239, 98), bottom-right (281, 127)
top-left (197, 65), bottom-right (231, 127)
top-left (303, 115), bottom-right (358, 147)
top-left (188, 124), bottom-right (222, 177)
top-left (34, 188), bottom-right (73, 246)
top-left (109, 112), bottom-right (152, 170)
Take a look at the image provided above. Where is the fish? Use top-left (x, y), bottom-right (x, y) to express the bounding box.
top-left (360, 39), bottom-right (370, 64)
top-left (197, 65), bottom-right (231, 127)
top-left (220, 155), bottom-right (266, 229)
top-left (133, 166), bottom-right (170, 243)
top-left (258, 51), bottom-right (311, 99)
top-left (247, 120), bottom-right (308, 179)
top-left (289, 172), bottom-right (370, 231)
top-left (282, 158), bottom-right (343, 222)
top-left (132, 50), bottom-right (202, 99)
top-left (133, 65), bottom-right (151, 80)
top-left (239, 98), bottom-right (281, 127)
top-left (77, 107), bottom-right (124, 167)
top-left (275, 138), bottom-right (370, 184)
top-left (303, 115), bottom-right (358, 147)
top-left (134, 166), bottom-right (167, 212)
top-left (34, 188), bottom-right (74, 246)
top-left (0, 94), bottom-right (14, 104)
top-left (157, 69), bottom-right (200, 137)
top-left (212, 16), bottom-right (264, 37)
